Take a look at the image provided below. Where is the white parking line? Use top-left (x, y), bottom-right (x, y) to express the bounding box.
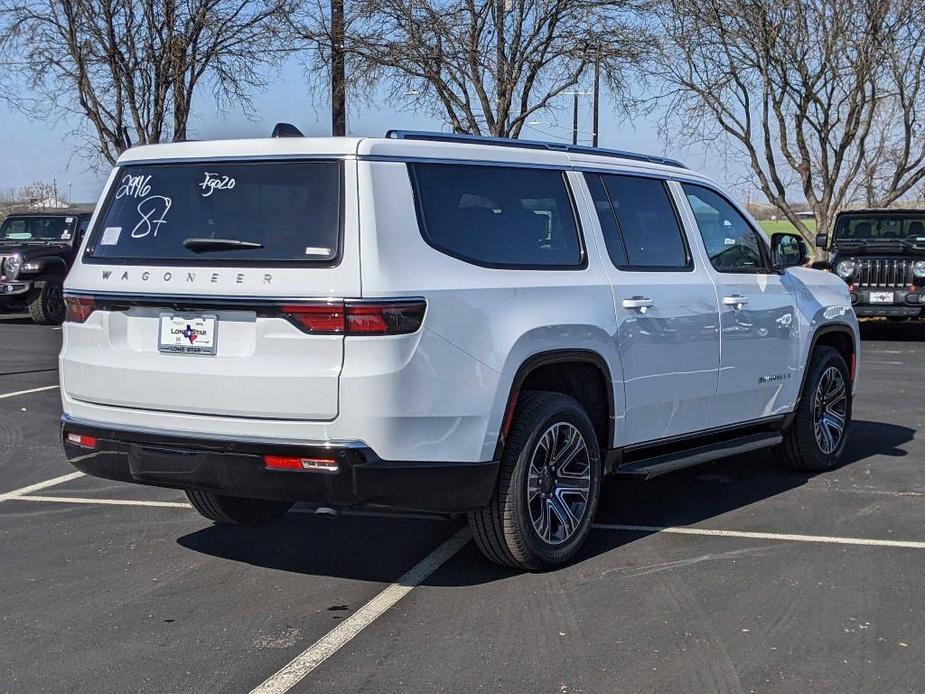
top-left (10, 493), bottom-right (925, 553)
top-left (0, 384), bottom-right (59, 400)
top-left (250, 527), bottom-right (472, 694)
top-left (592, 524), bottom-right (925, 550)
top-left (0, 471), bottom-right (84, 503)
top-left (13, 495), bottom-right (191, 509)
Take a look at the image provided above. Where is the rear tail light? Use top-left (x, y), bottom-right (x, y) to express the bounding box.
top-left (281, 299), bottom-right (426, 336)
top-left (345, 300), bottom-right (426, 335)
top-left (64, 295), bottom-right (96, 323)
top-left (281, 303), bottom-right (346, 334)
top-left (66, 432), bottom-right (97, 449)
top-left (264, 455), bottom-right (339, 473)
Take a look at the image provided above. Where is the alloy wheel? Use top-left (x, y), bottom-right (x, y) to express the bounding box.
top-left (813, 366), bottom-right (847, 455)
top-left (526, 422), bottom-right (592, 545)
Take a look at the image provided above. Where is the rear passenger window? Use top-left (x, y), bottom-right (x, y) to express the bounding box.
top-left (584, 173), bottom-right (691, 270)
top-left (408, 163), bottom-right (584, 268)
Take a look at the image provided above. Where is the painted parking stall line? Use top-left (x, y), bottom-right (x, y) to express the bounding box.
top-left (250, 527), bottom-right (472, 694)
top-left (14, 495), bottom-right (191, 509)
top-left (0, 384), bottom-right (59, 400)
top-left (0, 472), bottom-right (84, 503)
top-left (593, 523), bottom-right (925, 550)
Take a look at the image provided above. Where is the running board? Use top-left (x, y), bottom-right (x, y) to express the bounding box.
top-left (615, 432), bottom-right (783, 479)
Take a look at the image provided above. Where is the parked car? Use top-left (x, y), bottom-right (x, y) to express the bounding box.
top-left (816, 208), bottom-right (925, 319)
top-left (0, 210), bottom-right (93, 324)
top-left (59, 129), bottom-right (860, 570)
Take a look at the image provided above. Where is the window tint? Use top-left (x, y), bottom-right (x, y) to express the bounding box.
top-left (583, 173), bottom-right (628, 267)
top-left (682, 184), bottom-right (767, 272)
top-left (409, 163), bottom-right (583, 268)
top-left (595, 174), bottom-right (690, 269)
top-left (0, 216), bottom-right (71, 242)
top-left (834, 213), bottom-right (925, 241)
top-left (88, 161), bottom-right (342, 264)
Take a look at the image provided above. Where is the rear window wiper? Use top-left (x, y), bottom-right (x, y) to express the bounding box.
top-left (182, 238), bottom-right (265, 253)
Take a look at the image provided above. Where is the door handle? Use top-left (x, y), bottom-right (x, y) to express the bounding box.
top-left (723, 295), bottom-right (749, 309)
top-left (622, 296), bottom-right (655, 310)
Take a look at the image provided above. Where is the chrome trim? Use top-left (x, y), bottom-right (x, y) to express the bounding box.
top-left (63, 290), bottom-right (425, 305)
top-left (60, 414), bottom-right (368, 449)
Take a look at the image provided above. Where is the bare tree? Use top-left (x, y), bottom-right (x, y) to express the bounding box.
top-left (19, 180), bottom-right (60, 204)
top-left (653, 0), bottom-right (925, 241)
top-left (294, 0), bottom-right (651, 138)
top-left (0, 0), bottom-right (291, 165)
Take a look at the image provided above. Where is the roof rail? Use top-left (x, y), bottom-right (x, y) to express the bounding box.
top-left (384, 130), bottom-right (687, 169)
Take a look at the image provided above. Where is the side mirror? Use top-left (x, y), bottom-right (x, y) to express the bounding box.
top-left (815, 232), bottom-right (829, 249)
top-left (771, 232), bottom-right (809, 269)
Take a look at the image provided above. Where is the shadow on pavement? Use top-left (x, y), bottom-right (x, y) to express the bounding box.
top-left (176, 418), bottom-right (914, 584)
top-left (859, 319), bottom-right (925, 342)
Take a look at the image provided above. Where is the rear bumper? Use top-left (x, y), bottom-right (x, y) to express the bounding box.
top-left (61, 417), bottom-right (499, 513)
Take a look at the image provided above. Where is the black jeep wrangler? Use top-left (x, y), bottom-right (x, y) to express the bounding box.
top-left (0, 210), bottom-right (93, 324)
top-left (816, 209), bottom-right (925, 319)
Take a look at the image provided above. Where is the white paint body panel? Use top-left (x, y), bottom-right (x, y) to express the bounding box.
top-left (60, 136), bottom-right (859, 465)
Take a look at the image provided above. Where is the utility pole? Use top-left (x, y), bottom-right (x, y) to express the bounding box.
top-left (572, 91), bottom-right (579, 145)
top-left (592, 47), bottom-right (600, 147)
top-left (331, 0), bottom-right (346, 136)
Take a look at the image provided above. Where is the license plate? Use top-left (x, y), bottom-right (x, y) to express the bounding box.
top-left (869, 292), bottom-right (895, 304)
top-left (158, 314), bottom-right (218, 355)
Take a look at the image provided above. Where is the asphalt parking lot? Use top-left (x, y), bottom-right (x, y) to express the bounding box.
top-left (2, 314), bottom-right (924, 694)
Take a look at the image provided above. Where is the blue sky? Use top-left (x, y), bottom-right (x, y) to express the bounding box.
top-left (0, 59), bottom-right (749, 204)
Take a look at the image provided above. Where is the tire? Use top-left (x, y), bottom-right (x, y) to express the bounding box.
top-left (185, 490), bottom-right (293, 526)
top-left (468, 391), bottom-right (602, 571)
top-left (779, 346), bottom-right (852, 472)
top-left (28, 276), bottom-right (65, 325)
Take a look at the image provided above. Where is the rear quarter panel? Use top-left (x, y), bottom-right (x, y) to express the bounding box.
top-left (356, 160), bottom-right (622, 462)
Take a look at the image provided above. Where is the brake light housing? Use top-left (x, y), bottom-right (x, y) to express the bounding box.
top-left (281, 299), bottom-right (426, 336)
top-left (64, 295), bottom-right (97, 323)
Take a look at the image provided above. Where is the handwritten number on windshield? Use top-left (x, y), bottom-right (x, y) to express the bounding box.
top-left (131, 196), bottom-right (172, 239)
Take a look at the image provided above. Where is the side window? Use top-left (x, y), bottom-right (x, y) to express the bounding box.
top-left (585, 173), bottom-right (691, 270)
top-left (408, 163), bottom-right (584, 269)
top-left (682, 184), bottom-right (768, 272)
top-left (583, 173), bottom-right (628, 267)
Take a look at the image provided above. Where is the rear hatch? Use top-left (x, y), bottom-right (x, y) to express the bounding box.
top-left (62, 157), bottom-right (358, 421)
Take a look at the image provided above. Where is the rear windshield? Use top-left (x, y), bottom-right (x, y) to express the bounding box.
top-left (1, 216), bottom-right (74, 243)
top-left (834, 213), bottom-right (925, 242)
top-left (86, 161), bottom-right (342, 264)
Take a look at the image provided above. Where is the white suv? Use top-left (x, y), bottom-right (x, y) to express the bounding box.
top-left (60, 129), bottom-right (860, 570)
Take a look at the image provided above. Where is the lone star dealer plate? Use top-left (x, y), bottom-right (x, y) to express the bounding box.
top-left (158, 314), bottom-right (218, 355)
top-left (869, 292), bottom-right (895, 304)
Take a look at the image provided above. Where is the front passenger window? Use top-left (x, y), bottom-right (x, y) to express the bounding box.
top-left (682, 184), bottom-right (767, 272)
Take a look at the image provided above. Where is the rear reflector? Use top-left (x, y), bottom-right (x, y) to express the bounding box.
top-left (64, 296), bottom-right (96, 323)
top-left (66, 433), bottom-right (97, 449)
top-left (281, 299), bottom-right (426, 336)
top-left (263, 455), bottom-right (339, 473)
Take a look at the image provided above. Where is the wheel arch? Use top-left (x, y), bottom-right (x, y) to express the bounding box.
top-left (797, 323), bottom-right (857, 406)
top-left (493, 349), bottom-right (616, 467)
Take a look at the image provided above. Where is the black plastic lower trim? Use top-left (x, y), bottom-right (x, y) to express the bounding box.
top-left (853, 305), bottom-right (921, 317)
top-left (61, 418), bottom-right (499, 513)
